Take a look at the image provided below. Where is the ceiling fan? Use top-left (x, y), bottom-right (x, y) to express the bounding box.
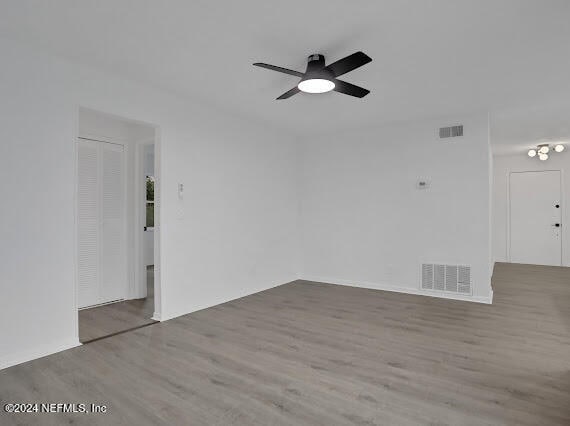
top-left (253, 51), bottom-right (372, 100)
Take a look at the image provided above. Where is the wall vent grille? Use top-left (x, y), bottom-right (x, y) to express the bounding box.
top-left (421, 263), bottom-right (471, 295)
top-left (439, 125), bottom-right (463, 138)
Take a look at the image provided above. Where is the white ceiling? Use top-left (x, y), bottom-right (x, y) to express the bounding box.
top-left (2, 0), bottom-right (570, 139)
top-left (492, 101), bottom-right (570, 155)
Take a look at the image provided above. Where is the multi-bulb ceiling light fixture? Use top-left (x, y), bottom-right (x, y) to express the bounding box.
top-left (528, 143), bottom-right (565, 161)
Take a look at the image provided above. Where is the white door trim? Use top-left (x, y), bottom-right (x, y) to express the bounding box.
top-left (72, 107), bottom-right (80, 344)
top-left (151, 128), bottom-right (162, 321)
top-left (133, 139), bottom-right (156, 299)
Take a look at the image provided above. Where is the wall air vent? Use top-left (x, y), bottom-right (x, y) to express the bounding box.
top-left (439, 125), bottom-right (463, 139)
top-left (421, 263), bottom-right (471, 295)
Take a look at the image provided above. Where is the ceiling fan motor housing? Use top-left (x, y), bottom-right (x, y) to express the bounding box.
top-left (304, 54), bottom-right (333, 81)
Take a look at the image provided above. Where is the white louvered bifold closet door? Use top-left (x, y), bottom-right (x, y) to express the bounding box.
top-left (100, 143), bottom-right (125, 304)
top-left (77, 140), bottom-right (100, 308)
top-left (77, 139), bottom-right (126, 309)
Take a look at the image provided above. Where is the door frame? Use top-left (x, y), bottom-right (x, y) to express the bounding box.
top-left (150, 129), bottom-right (162, 321)
top-left (133, 139), bottom-right (155, 300)
top-left (74, 107), bottom-right (163, 343)
top-left (507, 169), bottom-right (564, 264)
top-left (134, 136), bottom-right (162, 320)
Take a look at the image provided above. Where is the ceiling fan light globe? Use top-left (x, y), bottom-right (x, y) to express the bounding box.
top-left (528, 149), bottom-right (537, 157)
top-left (555, 144), bottom-right (565, 152)
top-left (538, 146), bottom-right (549, 154)
top-left (298, 79), bottom-right (335, 94)
top-left (539, 153), bottom-right (548, 161)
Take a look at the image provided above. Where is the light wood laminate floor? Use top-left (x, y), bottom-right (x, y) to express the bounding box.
top-left (78, 268), bottom-right (156, 343)
top-left (1, 262), bottom-right (569, 425)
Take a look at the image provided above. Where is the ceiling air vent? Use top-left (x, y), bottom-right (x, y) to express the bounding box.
top-left (421, 263), bottom-right (471, 295)
top-left (439, 125), bottom-right (463, 139)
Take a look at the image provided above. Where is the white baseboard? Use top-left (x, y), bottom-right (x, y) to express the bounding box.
top-left (0, 338), bottom-right (82, 371)
top-left (158, 276), bottom-right (298, 322)
top-left (300, 275), bottom-right (494, 304)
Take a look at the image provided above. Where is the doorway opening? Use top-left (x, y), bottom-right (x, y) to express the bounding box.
top-left (75, 107), bottom-right (160, 343)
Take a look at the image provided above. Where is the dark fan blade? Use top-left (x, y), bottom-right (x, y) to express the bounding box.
top-left (333, 79), bottom-right (370, 98)
top-left (276, 87), bottom-right (300, 100)
top-left (325, 51), bottom-right (372, 77)
top-left (253, 63), bottom-right (304, 77)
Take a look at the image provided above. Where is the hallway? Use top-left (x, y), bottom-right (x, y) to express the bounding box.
top-left (78, 267), bottom-right (155, 343)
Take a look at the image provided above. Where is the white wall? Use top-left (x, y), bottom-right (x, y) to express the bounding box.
top-left (0, 36), bottom-right (495, 369)
top-left (144, 231), bottom-right (154, 266)
top-left (79, 108), bottom-right (155, 142)
top-left (0, 39), bottom-right (299, 369)
top-left (299, 113), bottom-right (493, 302)
top-left (493, 153), bottom-right (570, 265)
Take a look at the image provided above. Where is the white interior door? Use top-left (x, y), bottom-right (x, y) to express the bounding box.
top-left (509, 170), bottom-right (562, 266)
top-left (77, 139), bottom-right (126, 308)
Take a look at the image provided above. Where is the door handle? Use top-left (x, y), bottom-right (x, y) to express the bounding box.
top-left (553, 223), bottom-right (561, 228)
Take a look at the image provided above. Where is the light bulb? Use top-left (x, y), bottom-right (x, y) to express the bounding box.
top-left (539, 153), bottom-right (548, 161)
top-left (297, 79), bottom-right (335, 94)
top-left (555, 144), bottom-right (565, 152)
top-left (538, 146), bottom-right (549, 154)
top-left (528, 149), bottom-right (537, 157)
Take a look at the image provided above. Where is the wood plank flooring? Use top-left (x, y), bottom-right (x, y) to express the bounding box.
top-left (78, 268), bottom-right (155, 343)
top-left (1, 262), bottom-right (569, 425)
